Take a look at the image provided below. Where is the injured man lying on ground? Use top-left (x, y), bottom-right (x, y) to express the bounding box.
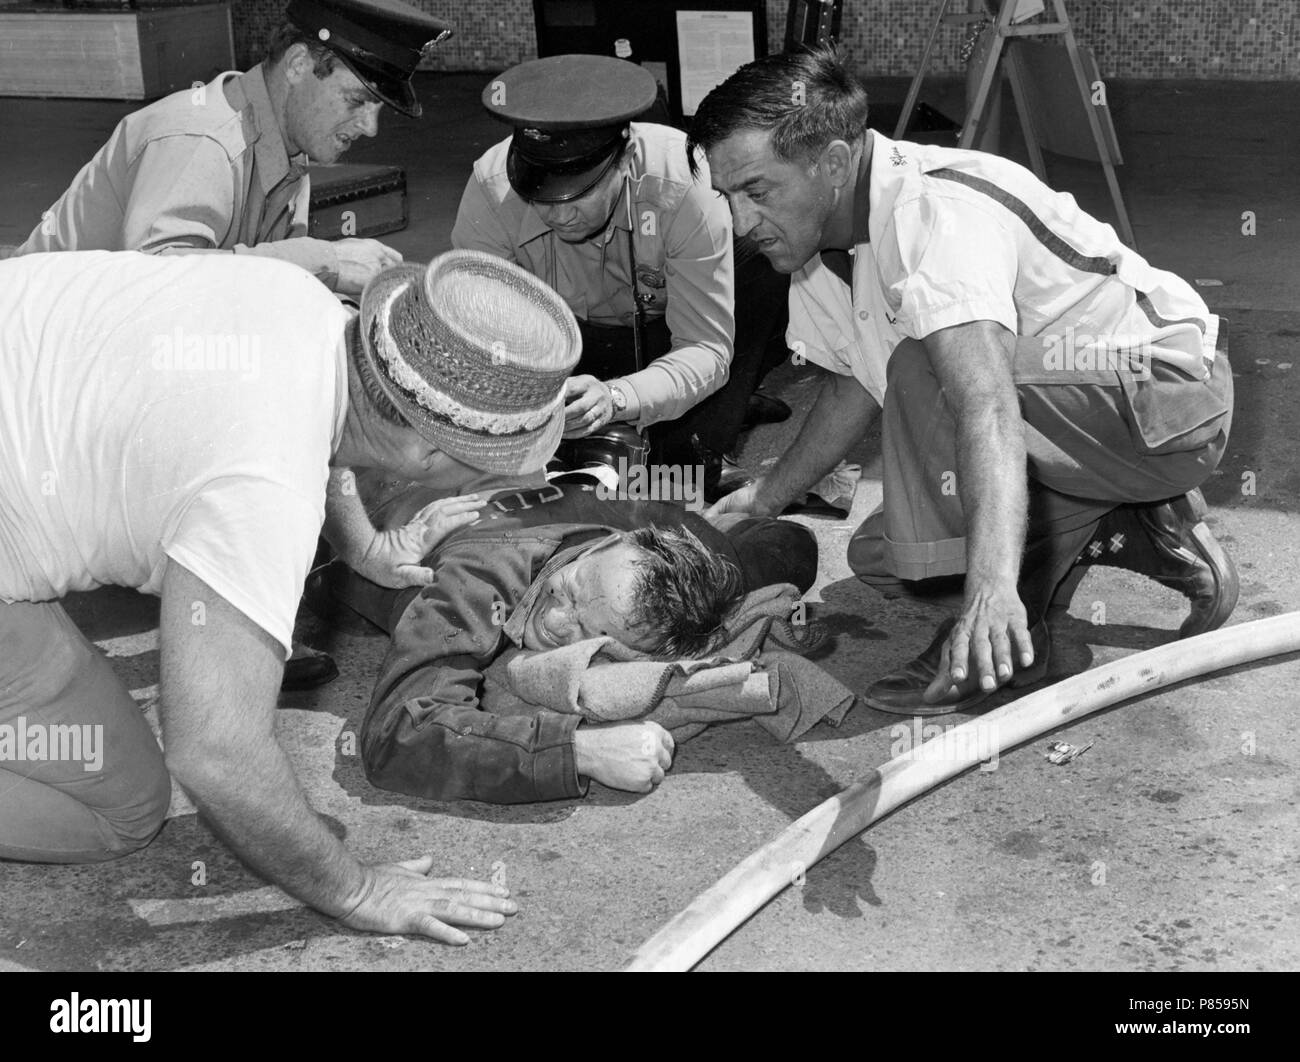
top-left (309, 481), bottom-right (855, 804)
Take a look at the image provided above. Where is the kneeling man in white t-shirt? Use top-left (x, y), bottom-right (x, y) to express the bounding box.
top-left (0, 248), bottom-right (578, 944)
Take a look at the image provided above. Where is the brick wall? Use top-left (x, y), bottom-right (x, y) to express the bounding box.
top-left (229, 0), bottom-right (1300, 80)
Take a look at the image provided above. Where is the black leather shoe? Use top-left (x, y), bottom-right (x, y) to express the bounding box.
top-left (1070, 489), bottom-right (1238, 638)
top-left (281, 646), bottom-right (340, 692)
top-left (864, 616), bottom-right (1051, 715)
top-left (705, 464), bottom-right (753, 504)
top-left (742, 391), bottom-right (792, 430)
top-left (701, 449), bottom-right (754, 505)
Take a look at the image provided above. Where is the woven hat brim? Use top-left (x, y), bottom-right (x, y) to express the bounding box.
top-left (358, 265), bottom-right (567, 476)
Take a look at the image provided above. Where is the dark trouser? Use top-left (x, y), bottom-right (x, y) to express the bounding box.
top-left (567, 236), bottom-right (790, 467)
top-left (849, 334), bottom-right (1234, 618)
top-left (710, 512), bottom-right (818, 597)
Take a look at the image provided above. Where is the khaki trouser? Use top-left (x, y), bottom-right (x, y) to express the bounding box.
top-left (0, 599), bottom-right (171, 862)
top-left (848, 332), bottom-right (1233, 615)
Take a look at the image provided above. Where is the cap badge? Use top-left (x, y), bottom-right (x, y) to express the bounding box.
top-left (523, 128), bottom-right (551, 142)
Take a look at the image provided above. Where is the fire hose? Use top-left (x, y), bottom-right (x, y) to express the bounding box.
top-left (623, 612), bottom-right (1300, 972)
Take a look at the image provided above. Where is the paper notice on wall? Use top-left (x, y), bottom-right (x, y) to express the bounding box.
top-left (1011, 0), bottom-right (1045, 22)
top-left (676, 10), bottom-right (755, 117)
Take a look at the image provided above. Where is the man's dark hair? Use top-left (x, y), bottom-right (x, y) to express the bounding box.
top-left (686, 46), bottom-right (869, 177)
top-left (348, 318), bottom-right (410, 428)
top-left (265, 22), bottom-right (340, 78)
top-left (620, 525), bottom-right (744, 658)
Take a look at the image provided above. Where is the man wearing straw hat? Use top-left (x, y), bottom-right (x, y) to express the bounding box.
top-left (0, 247), bottom-right (582, 941)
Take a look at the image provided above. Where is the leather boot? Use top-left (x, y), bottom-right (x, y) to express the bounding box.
top-left (694, 433), bottom-right (753, 505)
top-left (864, 615), bottom-right (1051, 715)
top-left (1064, 489), bottom-right (1238, 637)
top-left (281, 643), bottom-right (340, 692)
top-left (742, 391), bottom-right (792, 430)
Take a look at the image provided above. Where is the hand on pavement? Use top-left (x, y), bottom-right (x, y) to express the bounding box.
top-left (338, 856), bottom-right (517, 944)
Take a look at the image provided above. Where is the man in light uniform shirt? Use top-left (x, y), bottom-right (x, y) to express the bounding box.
top-left (16, 0), bottom-right (451, 297)
top-left (454, 55), bottom-right (788, 496)
top-left (697, 49), bottom-right (1236, 713)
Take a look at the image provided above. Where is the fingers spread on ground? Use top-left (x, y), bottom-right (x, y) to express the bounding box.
top-left (435, 902), bottom-right (508, 928)
top-left (973, 633), bottom-right (996, 689)
top-left (427, 877), bottom-right (502, 893)
top-left (991, 629), bottom-right (1013, 678)
top-left (433, 888), bottom-right (517, 914)
top-left (418, 917), bottom-right (470, 945)
top-left (1014, 624), bottom-right (1036, 666)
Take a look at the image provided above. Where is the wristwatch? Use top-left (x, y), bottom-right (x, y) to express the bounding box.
top-left (608, 384), bottom-right (628, 418)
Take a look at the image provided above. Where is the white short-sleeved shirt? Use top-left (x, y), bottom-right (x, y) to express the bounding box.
top-left (0, 251), bottom-right (350, 656)
top-left (788, 131), bottom-right (1218, 400)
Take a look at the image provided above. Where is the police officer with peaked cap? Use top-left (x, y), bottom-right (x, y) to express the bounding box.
top-left (286, 0), bottom-right (452, 118)
top-left (19, 0), bottom-right (452, 294)
top-left (452, 54), bottom-right (792, 498)
top-left (15, 0), bottom-right (454, 692)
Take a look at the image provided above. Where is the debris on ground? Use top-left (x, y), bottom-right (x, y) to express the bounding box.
top-left (1045, 740), bottom-right (1094, 765)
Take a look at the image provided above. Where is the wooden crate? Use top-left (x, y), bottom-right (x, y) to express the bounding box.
top-left (0, 3), bottom-right (235, 100)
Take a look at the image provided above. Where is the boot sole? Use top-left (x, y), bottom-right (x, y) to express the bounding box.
top-left (1182, 519), bottom-right (1239, 636)
top-left (1169, 490), bottom-right (1239, 636)
top-left (863, 689), bottom-right (991, 715)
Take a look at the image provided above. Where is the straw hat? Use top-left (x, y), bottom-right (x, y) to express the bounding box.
top-left (359, 250), bottom-right (581, 474)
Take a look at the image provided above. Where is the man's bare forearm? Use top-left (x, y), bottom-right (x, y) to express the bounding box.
top-left (159, 561), bottom-right (368, 917)
top-left (323, 467), bottom-right (375, 564)
top-left (956, 394), bottom-right (1027, 588)
top-left (172, 724), bottom-right (368, 915)
top-left (923, 321), bottom-right (1028, 591)
top-left (754, 369), bottom-right (879, 514)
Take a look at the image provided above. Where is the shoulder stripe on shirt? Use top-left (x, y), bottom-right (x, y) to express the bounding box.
top-left (1135, 291), bottom-right (1206, 334)
top-left (928, 168), bottom-right (1117, 277)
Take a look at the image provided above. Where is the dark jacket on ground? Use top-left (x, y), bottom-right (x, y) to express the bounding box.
top-left (358, 482), bottom-right (811, 804)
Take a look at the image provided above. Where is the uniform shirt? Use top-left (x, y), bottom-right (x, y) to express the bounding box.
top-left (0, 251), bottom-right (350, 657)
top-left (17, 65), bottom-right (342, 291)
top-left (452, 123), bottom-right (734, 428)
top-left (789, 131), bottom-right (1218, 403)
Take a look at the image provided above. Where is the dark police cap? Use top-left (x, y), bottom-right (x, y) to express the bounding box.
top-left (483, 55), bottom-right (657, 203)
top-left (286, 0), bottom-right (453, 118)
